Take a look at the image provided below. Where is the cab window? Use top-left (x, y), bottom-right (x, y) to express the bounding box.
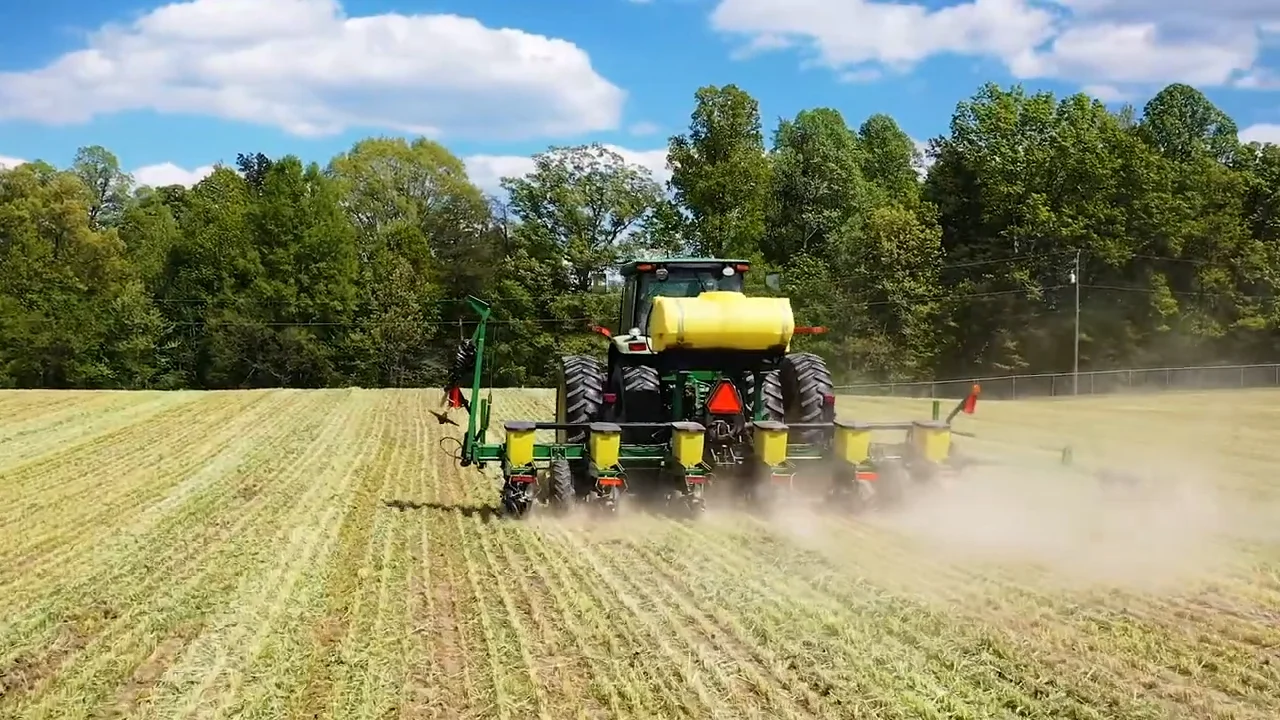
top-left (634, 269), bottom-right (744, 334)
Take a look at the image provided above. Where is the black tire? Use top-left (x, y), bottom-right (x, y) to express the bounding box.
top-left (779, 352), bottom-right (834, 444)
top-left (449, 340), bottom-right (477, 386)
top-left (743, 369), bottom-right (784, 422)
top-left (501, 481), bottom-right (533, 517)
top-left (547, 458), bottom-right (575, 511)
top-left (556, 355), bottom-right (605, 445)
top-left (619, 365), bottom-right (664, 444)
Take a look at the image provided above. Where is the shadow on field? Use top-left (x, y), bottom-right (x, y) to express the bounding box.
top-left (382, 498), bottom-right (500, 522)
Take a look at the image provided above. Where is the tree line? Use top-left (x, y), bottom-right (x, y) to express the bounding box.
top-left (2, 81), bottom-right (1278, 390)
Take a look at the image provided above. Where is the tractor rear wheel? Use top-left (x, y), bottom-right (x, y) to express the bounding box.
top-left (556, 355), bottom-right (605, 444)
top-left (556, 355), bottom-right (605, 498)
top-left (744, 369), bottom-right (784, 421)
top-left (745, 353), bottom-right (832, 437)
top-left (779, 352), bottom-right (834, 444)
top-left (619, 365), bottom-right (664, 444)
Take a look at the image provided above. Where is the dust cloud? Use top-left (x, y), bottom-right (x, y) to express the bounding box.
top-left (856, 449), bottom-right (1279, 593)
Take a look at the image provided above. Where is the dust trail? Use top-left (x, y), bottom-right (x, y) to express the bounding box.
top-left (858, 451), bottom-right (1279, 593)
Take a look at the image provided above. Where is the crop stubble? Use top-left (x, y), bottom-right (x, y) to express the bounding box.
top-left (0, 387), bottom-right (1278, 719)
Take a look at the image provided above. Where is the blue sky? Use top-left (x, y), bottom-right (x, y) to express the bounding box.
top-left (2, 0), bottom-right (1279, 191)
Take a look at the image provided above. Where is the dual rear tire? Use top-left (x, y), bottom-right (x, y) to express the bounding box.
top-left (748, 352), bottom-right (835, 439)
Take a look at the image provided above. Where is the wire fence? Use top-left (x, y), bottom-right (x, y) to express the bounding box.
top-left (834, 364), bottom-right (1280, 400)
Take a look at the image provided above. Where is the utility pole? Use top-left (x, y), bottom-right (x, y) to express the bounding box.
top-left (1072, 249), bottom-right (1081, 396)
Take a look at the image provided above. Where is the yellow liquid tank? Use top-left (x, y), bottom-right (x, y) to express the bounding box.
top-left (648, 291), bottom-right (795, 353)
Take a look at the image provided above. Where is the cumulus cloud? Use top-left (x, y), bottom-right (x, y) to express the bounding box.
top-left (0, 0), bottom-right (624, 139)
top-left (463, 154), bottom-right (541, 197)
top-left (712, 0), bottom-right (1056, 73)
top-left (132, 162), bottom-right (217, 187)
top-left (464, 145), bottom-right (672, 196)
top-left (1240, 124), bottom-right (1280, 145)
top-left (1080, 84), bottom-right (1130, 102)
top-left (1007, 21), bottom-right (1257, 86)
top-left (710, 0), bottom-right (1280, 94)
top-left (0, 154), bottom-right (215, 187)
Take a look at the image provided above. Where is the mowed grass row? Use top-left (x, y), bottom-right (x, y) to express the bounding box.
top-left (0, 388), bottom-right (1278, 719)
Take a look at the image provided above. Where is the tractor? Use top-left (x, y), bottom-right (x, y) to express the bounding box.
top-left (443, 258), bottom-right (980, 518)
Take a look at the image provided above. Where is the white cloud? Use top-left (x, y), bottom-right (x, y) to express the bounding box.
top-left (710, 0), bottom-right (1280, 94)
top-left (1240, 124), bottom-right (1280, 145)
top-left (0, 154), bottom-right (215, 186)
top-left (1081, 84), bottom-right (1130, 102)
top-left (132, 162), bottom-right (217, 187)
top-left (713, 0), bottom-right (1056, 70)
top-left (1235, 69), bottom-right (1280, 89)
top-left (0, 0), bottom-right (624, 140)
top-left (911, 138), bottom-right (934, 177)
top-left (464, 145), bottom-right (671, 197)
top-left (1007, 21), bottom-right (1257, 87)
top-left (611, 147), bottom-right (672, 185)
top-left (463, 154), bottom-right (540, 197)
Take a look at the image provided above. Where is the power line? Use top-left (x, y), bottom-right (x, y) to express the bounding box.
top-left (936, 250), bottom-right (1075, 270)
top-left (1083, 284), bottom-right (1276, 301)
top-left (1129, 254), bottom-right (1212, 265)
top-left (790, 282), bottom-right (1276, 317)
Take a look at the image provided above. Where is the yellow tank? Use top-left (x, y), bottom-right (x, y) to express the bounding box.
top-left (648, 291), bottom-right (795, 353)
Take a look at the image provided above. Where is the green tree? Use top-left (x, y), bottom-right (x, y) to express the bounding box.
top-left (156, 167), bottom-right (260, 387)
top-left (1137, 83), bottom-right (1239, 164)
top-left (0, 161), bottom-right (162, 387)
top-left (71, 145), bottom-right (133, 230)
top-left (326, 136), bottom-right (495, 385)
top-left (766, 107), bottom-right (869, 263)
top-left (502, 143), bottom-right (664, 293)
top-left (668, 85), bottom-right (772, 259)
top-left (858, 113), bottom-right (923, 204)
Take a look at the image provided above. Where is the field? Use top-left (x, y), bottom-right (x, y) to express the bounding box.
top-left (2, 388), bottom-right (1280, 720)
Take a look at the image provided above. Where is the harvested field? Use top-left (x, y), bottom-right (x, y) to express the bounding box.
top-left (2, 387), bottom-right (1280, 719)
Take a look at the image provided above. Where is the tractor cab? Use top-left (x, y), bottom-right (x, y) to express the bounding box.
top-left (617, 259), bottom-right (750, 339)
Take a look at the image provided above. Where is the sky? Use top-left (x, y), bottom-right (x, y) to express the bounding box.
top-left (1, 0), bottom-right (1279, 194)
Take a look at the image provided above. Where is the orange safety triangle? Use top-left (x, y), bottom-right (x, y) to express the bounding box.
top-left (706, 380), bottom-right (743, 415)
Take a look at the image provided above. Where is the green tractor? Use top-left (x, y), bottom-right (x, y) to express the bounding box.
top-left (445, 258), bottom-right (978, 518)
